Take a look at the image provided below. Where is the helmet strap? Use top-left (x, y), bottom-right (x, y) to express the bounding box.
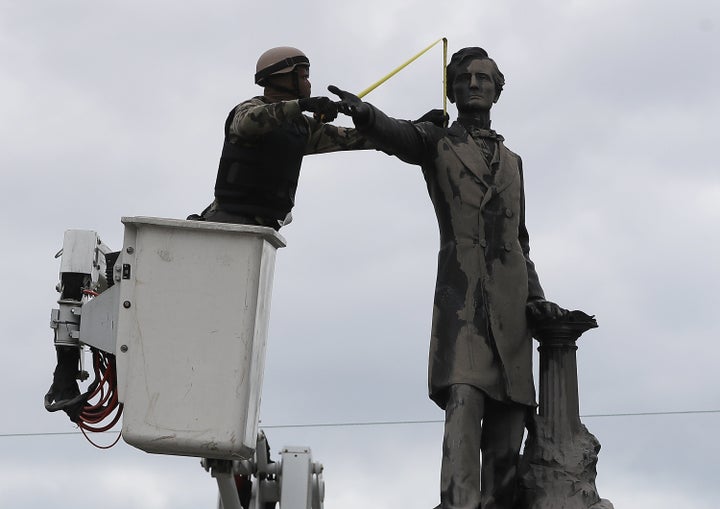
top-left (254, 55), bottom-right (309, 85)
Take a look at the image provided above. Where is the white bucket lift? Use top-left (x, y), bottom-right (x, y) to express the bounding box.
top-left (62, 216), bottom-right (285, 459)
top-left (48, 217), bottom-right (327, 508)
top-left (114, 217), bottom-right (285, 459)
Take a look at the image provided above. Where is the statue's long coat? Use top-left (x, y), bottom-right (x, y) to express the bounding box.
top-left (361, 108), bottom-right (545, 409)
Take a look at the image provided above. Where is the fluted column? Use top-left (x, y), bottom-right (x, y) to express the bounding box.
top-left (517, 311), bottom-right (614, 509)
top-left (533, 317), bottom-right (595, 440)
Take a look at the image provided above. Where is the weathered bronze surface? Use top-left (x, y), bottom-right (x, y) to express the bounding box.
top-left (332, 47), bottom-right (611, 508)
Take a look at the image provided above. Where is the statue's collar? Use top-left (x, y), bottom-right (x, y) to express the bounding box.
top-left (449, 121), bottom-right (504, 142)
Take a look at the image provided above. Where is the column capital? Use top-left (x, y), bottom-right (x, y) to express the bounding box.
top-left (532, 310), bottom-right (598, 346)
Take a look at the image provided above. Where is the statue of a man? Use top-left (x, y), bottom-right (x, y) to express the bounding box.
top-left (331, 47), bottom-right (564, 508)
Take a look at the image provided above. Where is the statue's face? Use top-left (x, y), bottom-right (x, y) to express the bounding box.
top-left (452, 58), bottom-right (497, 113)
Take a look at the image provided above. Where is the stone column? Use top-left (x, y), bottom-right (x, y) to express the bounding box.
top-left (534, 317), bottom-right (593, 440)
top-left (517, 311), bottom-right (613, 509)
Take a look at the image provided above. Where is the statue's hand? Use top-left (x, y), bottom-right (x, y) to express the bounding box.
top-left (414, 109), bottom-right (449, 127)
top-left (328, 85), bottom-right (371, 124)
top-left (526, 299), bottom-right (568, 323)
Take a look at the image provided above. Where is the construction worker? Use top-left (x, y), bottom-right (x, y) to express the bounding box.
top-left (189, 46), bottom-right (370, 229)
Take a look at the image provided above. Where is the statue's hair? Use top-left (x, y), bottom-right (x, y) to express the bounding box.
top-left (446, 47), bottom-right (505, 103)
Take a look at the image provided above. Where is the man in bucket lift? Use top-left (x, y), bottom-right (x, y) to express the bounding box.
top-left (189, 46), bottom-right (445, 230)
top-left (188, 46), bottom-right (367, 229)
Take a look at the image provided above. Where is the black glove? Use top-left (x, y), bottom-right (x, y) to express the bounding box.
top-left (328, 85), bottom-right (371, 125)
top-left (298, 96), bottom-right (338, 122)
top-left (414, 109), bottom-right (449, 127)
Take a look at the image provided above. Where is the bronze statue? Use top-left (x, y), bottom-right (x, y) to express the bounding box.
top-left (331, 47), bottom-right (565, 508)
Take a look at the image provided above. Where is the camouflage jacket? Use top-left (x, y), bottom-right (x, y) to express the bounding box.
top-left (213, 96), bottom-right (371, 223)
top-left (230, 96), bottom-right (370, 155)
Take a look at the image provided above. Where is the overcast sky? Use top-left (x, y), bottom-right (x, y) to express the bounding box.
top-left (2, 0), bottom-right (719, 508)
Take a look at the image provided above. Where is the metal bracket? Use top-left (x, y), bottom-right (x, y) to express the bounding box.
top-left (202, 431), bottom-right (324, 509)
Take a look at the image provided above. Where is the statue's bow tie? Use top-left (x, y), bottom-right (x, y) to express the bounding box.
top-left (467, 126), bottom-right (503, 141)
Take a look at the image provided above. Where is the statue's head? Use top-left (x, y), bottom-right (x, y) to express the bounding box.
top-left (446, 47), bottom-right (505, 107)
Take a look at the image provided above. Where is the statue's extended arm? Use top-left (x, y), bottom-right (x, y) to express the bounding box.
top-left (328, 85), bottom-right (430, 166)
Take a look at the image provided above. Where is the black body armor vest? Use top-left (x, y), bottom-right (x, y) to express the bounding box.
top-left (214, 105), bottom-right (307, 220)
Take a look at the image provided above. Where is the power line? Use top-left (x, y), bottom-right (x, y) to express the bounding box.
top-left (2, 409), bottom-right (719, 438)
top-left (258, 409), bottom-right (720, 428)
top-left (580, 409), bottom-right (720, 418)
top-left (262, 419), bottom-right (442, 429)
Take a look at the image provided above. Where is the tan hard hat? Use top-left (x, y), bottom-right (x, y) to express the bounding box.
top-left (255, 47), bottom-right (309, 85)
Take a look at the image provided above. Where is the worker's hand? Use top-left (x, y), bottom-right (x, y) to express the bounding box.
top-left (526, 299), bottom-right (568, 323)
top-left (298, 96), bottom-right (339, 122)
top-left (328, 85), bottom-right (371, 125)
top-left (413, 109), bottom-right (449, 127)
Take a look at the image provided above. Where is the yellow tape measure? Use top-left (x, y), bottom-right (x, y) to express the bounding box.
top-left (357, 38), bottom-right (448, 117)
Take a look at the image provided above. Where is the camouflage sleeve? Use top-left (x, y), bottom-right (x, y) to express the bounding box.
top-left (304, 116), bottom-right (374, 154)
top-left (229, 97), bottom-right (303, 138)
